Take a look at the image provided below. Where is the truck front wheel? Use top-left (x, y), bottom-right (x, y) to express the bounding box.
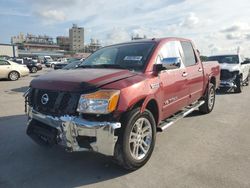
top-left (199, 83), bottom-right (215, 114)
top-left (235, 75), bottom-right (242, 93)
top-left (114, 108), bottom-right (156, 170)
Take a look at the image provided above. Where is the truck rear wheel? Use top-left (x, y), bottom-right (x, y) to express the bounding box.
top-left (114, 108), bottom-right (156, 170)
top-left (199, 83), bottom-right (215, 114)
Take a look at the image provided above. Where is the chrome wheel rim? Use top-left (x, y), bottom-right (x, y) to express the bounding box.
top-left (208, 87), bottom-right (215, 109)
top-left (10, 72), bottom-right (18, 80)
top-left (32, 67), bottom-right (37, 72)
top-left (129, 117), bottom-right (152, 160)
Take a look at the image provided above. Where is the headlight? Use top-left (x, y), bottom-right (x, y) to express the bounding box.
top-left (77, 90), bottom-right (120, 114)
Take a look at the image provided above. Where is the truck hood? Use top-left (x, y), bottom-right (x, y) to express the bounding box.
top-left (30, 69), bottom-right (137, 92)
top-left (219, 63), bottom-right (240, 72)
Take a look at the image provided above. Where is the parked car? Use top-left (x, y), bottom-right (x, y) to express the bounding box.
top-left (45, 58), bottom-right (66, 68)
top-left (25, 60), bottom-right (43, 73)
top-left (208, 54), bottom-right (250, 93)
top-left (54, 59), bottom-right (85, 70)
top-left (13, 58), bottom-right (24, 64)
top-left (54, 63), bottom-right (68, 70)
top-left (62, 60), bottom-right (82, 70)
top-left (24, 38), bottom-right (220, 170)
top-left (0, 59), bottom-right (29, 81)
top-left (13, 58), bottom-right (43, 73)
top-left (43, 56), bottom-right (53, 64)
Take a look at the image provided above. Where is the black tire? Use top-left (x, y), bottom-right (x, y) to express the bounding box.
top-left (235, 75), bottom-right (242, 93)
top-left (199, 83), bottom-right (215, 114)
top-left (245, 76), bottom-right (249, 86)
top-left (8, 71), bottom-right (19, 81)
top-left (114, 108), bottom-right (156, 170)
top-left (31, 67), bottom-right (38, 73)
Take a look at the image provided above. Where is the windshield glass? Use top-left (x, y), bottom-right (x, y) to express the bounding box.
top-left (78, 42), bottom-right (155, 72)
top-left (208, 55), bottom-right (239, 64)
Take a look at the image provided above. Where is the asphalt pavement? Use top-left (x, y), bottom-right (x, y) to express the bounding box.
top-left (0, 68), bottom-right (250, 188)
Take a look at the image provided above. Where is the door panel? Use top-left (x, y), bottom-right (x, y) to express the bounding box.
top-left (0, 60), bottom-right (11, 78)
top-left (180, 41), bottom-right (204, 104)
top-left (160, 69), bottom-right (189, 119)
top-left (0, 65), bottom-right (11, 78)
top-left (185, 65), bottom-right (204, 103)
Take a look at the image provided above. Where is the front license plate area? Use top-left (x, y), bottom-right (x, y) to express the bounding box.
top-left (27, 119), bottom-right (58, 146)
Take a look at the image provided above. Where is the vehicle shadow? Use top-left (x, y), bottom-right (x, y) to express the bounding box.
top-left (216, 90), bottom-right (239, 95)
top-left (11, 86), bottom-right (29, 93)
top-left (0, 115), bottom-right (129, 188)
top-left (30, 75), bottom-right (41, 78)
top-left (0, 78), bottom-right (9, 81)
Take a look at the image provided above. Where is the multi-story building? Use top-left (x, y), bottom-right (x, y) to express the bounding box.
top-left (11, 33), bottom-right (62, 58)
top-left (25, 34), bottom-right (54, 45)
top-left (11, 33), bottom-right (26, 44)
top-left (56, 36), bottom-right (70, 51)
top-left (69, 24), bottom-right (84, 51)
top-left (84, 38), bottom-right (101, 53)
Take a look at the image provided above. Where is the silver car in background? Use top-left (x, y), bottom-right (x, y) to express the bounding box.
top-left (0, 59), bottom-right (29, 81)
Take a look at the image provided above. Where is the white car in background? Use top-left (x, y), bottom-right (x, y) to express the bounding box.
top-left (45, 58), bottom-right (67, 68)
top-left (0, 59), bottom-right (29, 81)
top-left (208, 54), bottom-right (250, 93)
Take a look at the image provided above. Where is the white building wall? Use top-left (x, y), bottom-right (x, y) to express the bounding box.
top-left (0, 45), bottom-right (18, 57)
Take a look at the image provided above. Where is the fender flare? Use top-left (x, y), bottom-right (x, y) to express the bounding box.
top-left (140, 94), bottom-right (161, 124)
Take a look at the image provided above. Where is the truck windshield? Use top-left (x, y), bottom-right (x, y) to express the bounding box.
top-left (208, 55), bottom-right (239, 64)
top-left (78, 42), bottom-right (155, 72)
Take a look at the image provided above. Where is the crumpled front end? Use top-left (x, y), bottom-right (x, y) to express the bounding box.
top-left (26, 107), bottom-right (121, 156)
top-left (219, 69), bottom-right (238, 90)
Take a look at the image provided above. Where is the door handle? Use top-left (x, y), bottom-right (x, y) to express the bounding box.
top-left (198, 67), bottom-right (203, 72)
top-left (182, 72), bottom-right (188, 77)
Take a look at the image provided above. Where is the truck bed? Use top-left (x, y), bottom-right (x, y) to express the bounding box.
top-left (203, 61), bottom-right (220, 89)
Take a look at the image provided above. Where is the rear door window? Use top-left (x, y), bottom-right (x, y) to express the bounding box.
top-left (181, 41), bottom-right (197, 67)
top-left (0, 60), bottom-right (10, 65)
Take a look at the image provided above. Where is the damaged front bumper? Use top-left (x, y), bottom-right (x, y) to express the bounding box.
top-left (27, 108), bottom-right (121, 156)
top-left (219, 80), bottom-right (237, 88)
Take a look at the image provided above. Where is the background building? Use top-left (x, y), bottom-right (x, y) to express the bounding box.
top-left (56, 36), bottom-right (70, 51)
top-left (0, 43), bottom-right (18, 57)
top-left (69, 24), bottom-right (84, 52)
top-left (11, 33), bottom-right (25, 44)
top-left (25, 34), bottom-right (54, 44)
top-left (11, 33), bottom-right (62, 58)
top-left (83, 38), bottom-right (101, 53)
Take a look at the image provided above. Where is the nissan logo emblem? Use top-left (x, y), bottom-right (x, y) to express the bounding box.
top-left (41, 93), bottom-right (49, 105)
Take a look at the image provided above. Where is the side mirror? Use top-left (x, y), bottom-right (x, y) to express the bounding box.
top-left (241, 60), bottom-right (250, 65)
top-left (161, 57), bottom-right (181, 70)
top-left (153, 64), bottom-right (164, 75)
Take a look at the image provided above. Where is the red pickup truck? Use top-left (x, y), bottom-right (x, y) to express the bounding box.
top-left (25, 38), bottom-right (220, 170)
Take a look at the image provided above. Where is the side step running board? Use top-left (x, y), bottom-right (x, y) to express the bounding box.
top-left (158, 100), bottom-right (205, 132)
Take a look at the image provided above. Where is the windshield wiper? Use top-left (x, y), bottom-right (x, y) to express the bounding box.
top-left (77, 65), bottom-right (95, 68)
top-left (96, 64), bottom-right (126, 69)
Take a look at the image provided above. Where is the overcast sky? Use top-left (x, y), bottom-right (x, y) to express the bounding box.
top-left (1, 0), bottom-right (250, 56)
